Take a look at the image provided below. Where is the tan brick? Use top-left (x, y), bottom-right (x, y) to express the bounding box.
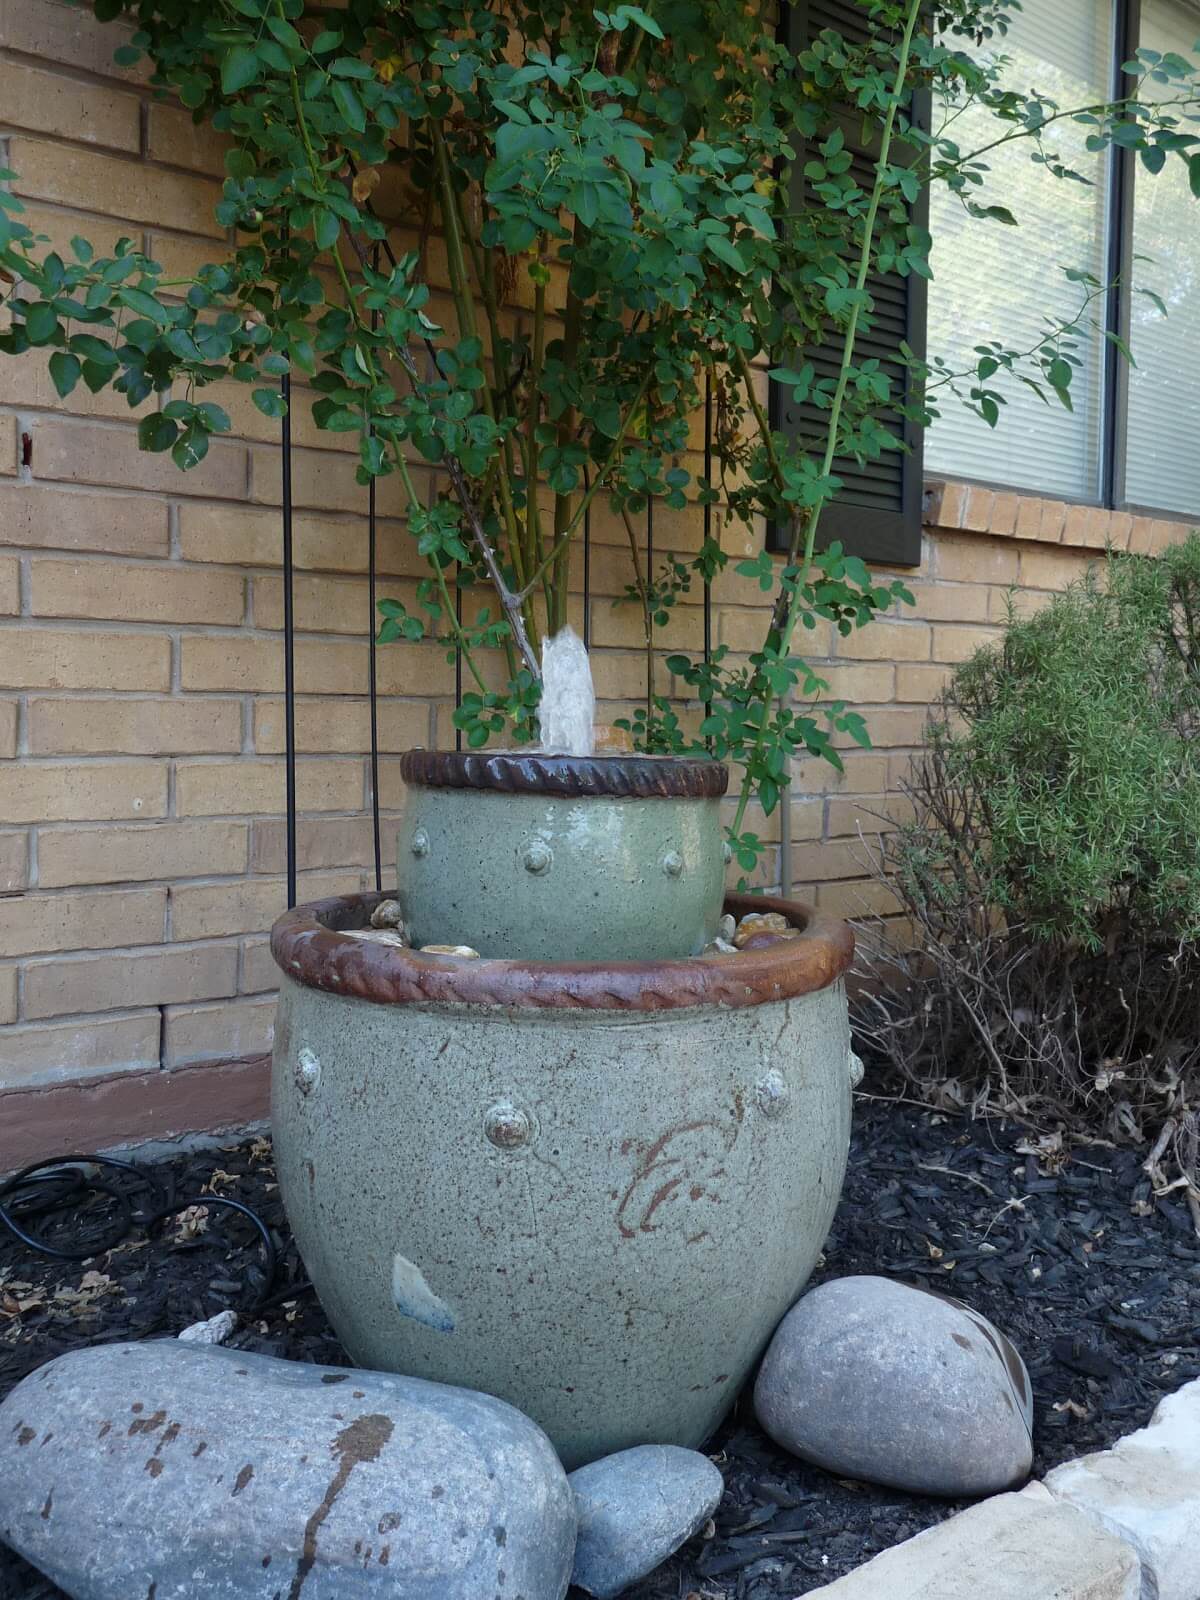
top-left (0, 58), bottom-right (140, 150)
top-left (927, 480), bottom-right (967, 528)
top-left (987, 585), bottom-right (1057, 623)
top-left (907, 581), bottom-right (990, 623)
top-left (28, 418), bottom-right (246, 500)
top-left (827, 792), bottom-right (916, 838)
top-left (28, 696), bottom-right (242, 756)
top-left (590, 596), bottom-right (699, 652)
top-left (1130, 516), bottom-right (1190, 556)
top-left (170, 870), bottom-right (358, 941)
top-left (988, 492), bottom-right (1020, 536)
top-left (0, 485), bottom-right (169, 555)
top-left (959, 486), bottom-right (995, 533)
top-left (23, 941), bottom-right (239, 1020)
top-left (176, 757), bottom-right (363, 817)
top-left (790, 798), bottom-right (824, 843)
top-left (814, 876), bottom-right (901, 919)
top-left (791, 839), bottom-right (873, 882)
top-left (894, 662), bottom-right (953, 703)
top-left (5, 202), bottom-right (132, 264)
top-left (0, 1), bottom-right (152, 83)
top-left (0, 760), bottom-right (166, 823)
top-left (178, 503), bottom-right (423, 578)
top-left (1128, 516), bottom-right (1157, 555)
top-left (253, 696), bottom-right (429, 756)
top-left (0, 886), bottom-right (166, 957)
top-left (1036, 499), bottom-right (1068, 542)
top-left (9, 136), bottom-right (222, 237)
top-left (931, 624), bottom-right (1003, 663)
top-left (791, 751), bottom-right (889, 796)
top-left (373, 757), bottom-right (408, 811)
top-left (249, 813), bottom-right (401, 875)
top-left (240, 936), bottom-right (277, 995)
top-left (0, 415), bottom-right (15, 476)
top-left (847, 705), bottom-right (928, 748)
top-left (38, 820), bottom-right (247, 887)
top-left (1019, 544), bottom-right (1094, 590)
top-left (933, 532), bottom-right (1020, 585)
top-left (163, 994), bottom-right (275, 1067)
top-left (146, 103), bottom-right (228, 177)
top-left (30, 560), bottom-right (245, 624)
top-left (1013, 494), bottom-right (1045, 541)
top-left (835, 620), bottom-right (931, 663)
top-left (0, 831), bottom-right (28, 892)
top-left (249, 443), bottom-right (421, 520)
top-left (0, 966), bottom-right (14, 1026)
top-left (0, 1012), bottom-right (161, 1090)
top-left (1106, 511), bottom-right (1134, 550)
top-left (180, 634), bottom-right (280, 693)
top-left (814, 663), bottom-right (895, 702)
top-left (253, 573), bottom-right (411, 635)
top-left (0, 558), bottom-right (16, 616)
top-left (1062, 503), bottom-right (1093, 549)
top-left (0, 700), bottom-right (16, 759)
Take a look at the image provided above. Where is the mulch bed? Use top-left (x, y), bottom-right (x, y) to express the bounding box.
top-left (2, 1098), bottom-right (1198, 1600)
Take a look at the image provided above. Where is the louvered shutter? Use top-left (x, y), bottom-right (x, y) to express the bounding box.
top-left (768, 0), bottom-right (927, 567)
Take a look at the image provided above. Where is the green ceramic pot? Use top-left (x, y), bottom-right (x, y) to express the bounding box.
top-left (394, 750), bottom-right (729, 961)
top-left (270, 888), bottom-right (856, 1469)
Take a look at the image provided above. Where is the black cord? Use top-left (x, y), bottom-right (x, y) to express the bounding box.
top-left (0, 1156), bottom-right (282, 1312)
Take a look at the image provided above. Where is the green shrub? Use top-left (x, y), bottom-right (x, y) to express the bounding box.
top-left (857, 535), bottom-right (1200, 1145)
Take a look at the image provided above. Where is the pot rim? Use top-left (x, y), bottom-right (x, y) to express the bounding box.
top-left (270, 891), bottom-right (853, 1012)
top-left (398, 748), bottom-right (729, 800)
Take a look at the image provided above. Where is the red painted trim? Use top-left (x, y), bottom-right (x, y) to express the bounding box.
top-left (0, 1054), bottom-right (271, 1174)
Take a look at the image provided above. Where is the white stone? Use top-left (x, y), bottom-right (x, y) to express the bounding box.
top-left (1045, 1378), bottom-right (1200, 1600)
top-left (177, 1309), bottom-right (237, 1345)
top-left (802, 1484), bottom-right (1141, 1600)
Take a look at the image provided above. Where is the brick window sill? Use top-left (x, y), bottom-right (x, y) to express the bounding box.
top-left (924, 477), bottom-right (1196, 556)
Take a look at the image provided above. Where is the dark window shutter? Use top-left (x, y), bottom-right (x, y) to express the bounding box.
top-left (768, 0), bottom-right (927, 567)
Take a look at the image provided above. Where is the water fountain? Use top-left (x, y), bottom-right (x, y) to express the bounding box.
top-left (269, 634), bottom-right (856, 1467)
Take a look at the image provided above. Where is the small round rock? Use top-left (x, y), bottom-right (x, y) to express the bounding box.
top-left (419, 943), bottom-right (481, 960)
top-left (754, 1275), bottom-right (1033, 1497)
top-left (733, 911), bottom-right (791, 948)
top-left (569, 1444), bottom-right (723, 1598)
top-left (343, 927), bottom-right (409, 948)
top-left (370, 897), bottom-right (406, 931)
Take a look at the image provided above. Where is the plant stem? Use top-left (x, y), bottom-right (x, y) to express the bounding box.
top-left (730, 0), bottom-right (924, 841)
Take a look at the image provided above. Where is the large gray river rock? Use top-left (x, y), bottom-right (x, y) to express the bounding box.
top-left (0, 1341), bottom-right (576, 1599)
top-left (754, 1275), bottom-right (1033, 1497)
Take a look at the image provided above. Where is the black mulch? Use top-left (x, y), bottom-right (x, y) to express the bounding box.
top-left (2, 1100), bottom-right (1198, 1600)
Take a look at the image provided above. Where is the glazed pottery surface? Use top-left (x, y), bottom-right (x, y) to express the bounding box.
top-left (395, 750), bottom-right (728, 961)
top-left (271, 890), bottom-right (855, 1468)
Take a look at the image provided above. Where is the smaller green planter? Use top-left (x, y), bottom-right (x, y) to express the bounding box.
top-left (395, 750), bottom-right (728, 962)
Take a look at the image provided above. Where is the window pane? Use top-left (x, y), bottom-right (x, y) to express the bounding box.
top-left (1124, 0), bottom-right (1200, 517)
top-left (925, 0), bottom-right (1113, 499)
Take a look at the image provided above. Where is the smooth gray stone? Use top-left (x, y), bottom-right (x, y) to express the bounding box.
top-left (0, 1341), bottom-right (576, 1600)
top-left (569, 1444), bottom-right (723, 1597)
top-left (754, 1274), bottom-right (1033, 1497)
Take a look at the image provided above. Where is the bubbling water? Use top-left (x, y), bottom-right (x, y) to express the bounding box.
top-left (537, 626), bottom-right (596, 758)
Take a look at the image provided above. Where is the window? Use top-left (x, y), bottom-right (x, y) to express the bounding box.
top-left (927, 0), bottom-right (1200, 519)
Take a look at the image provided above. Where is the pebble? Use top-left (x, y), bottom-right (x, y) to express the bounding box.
top-left (176, 1309), bottom-right (237, 1345)
top-left (419, 944), bottom-right (481, 959)
top-left (369, 898), bottom-right (406, 931)
top-left (343, 927), bottom-right (409, 948)
top-left (700, 937), bottom-right (738, 956)
top-left (754, 1275), bottom-right (1034, 1497)
top-left (738, 929), bottom-right (801, 951)
top-left (733, 912), bottom-right (791, 948)
top-left (569, 1445), bottom-right (723, 1598)
top-left (716, 913), bottom-right (736, 943)
top-left (0, 1342), bottom-right (576, 1600)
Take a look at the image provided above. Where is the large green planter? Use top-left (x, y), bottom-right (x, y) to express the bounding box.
top-left (271, 868), bottom-right (856, 1469)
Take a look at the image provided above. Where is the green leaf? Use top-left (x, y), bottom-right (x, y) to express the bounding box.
top-left (616, 5), bottom-right (664, 38)
top-left (220, 44), bottom-right (260, 95)
top-left (332, 80), bottom-right (366, 133)
top-left (706, 234), bottom-right (746, 272)
top-left (49, 351), bottom-right (81, 398)
top-left (313, 209), bottom-right (340, 251)
top-left (252, 387), bottom-right (287, 418)
top-left (138, 413), bottom-right (178, 453)
top-left (23, 302), bottom-right (59, 344)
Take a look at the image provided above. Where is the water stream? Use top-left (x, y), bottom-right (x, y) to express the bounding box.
top-left (536, 626), bottom-right (596, 758)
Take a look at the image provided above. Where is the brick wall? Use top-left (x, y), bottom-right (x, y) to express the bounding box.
top-left (0, 0), bottom-right (1195, 1154)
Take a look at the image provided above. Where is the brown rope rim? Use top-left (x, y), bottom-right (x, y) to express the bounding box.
top-left (399, 749), bottom-right (729, 800)
top-left (271, 891), bottom-right (853, 1012)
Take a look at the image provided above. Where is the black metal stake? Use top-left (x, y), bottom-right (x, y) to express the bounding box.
top-left (703, 370), bottom-right (714, 749)
top-left (281, 371), bottom-right (297, 910)
top-left (367, 248), bottom-right (382, 891)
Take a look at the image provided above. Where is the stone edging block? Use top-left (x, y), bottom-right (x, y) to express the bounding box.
top-left (802, 1377), bottom-right (1200, 1600)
